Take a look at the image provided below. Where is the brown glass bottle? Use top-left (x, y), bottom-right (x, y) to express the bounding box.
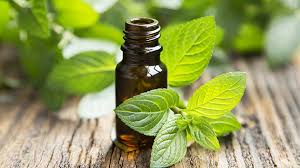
top-left (115, 18), bottom-right (167, 151)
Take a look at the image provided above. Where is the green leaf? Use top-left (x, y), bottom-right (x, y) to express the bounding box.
top-left (265, 15), bottom-right (300, 68)
top-left (215, 26), bottom-right (224, 46)
top-left (12, 0), bottom-right (50, 38)
top-left (233, 23), bottom-right (264, 53)
top-left (100, 2), bottom-right (127, 29)
top-left (75, 23), bottom-right (123, 44)
top-left (115, 88), bottom-right (179, 136)
top-left (0, 1), bottom-right (11, 36)
top-left (53, 0), bottom-right (99, 29)
top-left (20, 35), bottom-right (63, 87)
top-left (188, 117), bottom-right (220, 150)
top-left (160, 16), bottom-right (216, 87)
top-left (41, 86), bottom-right (66, 111)
top-left (186, 72), bottom-right (246, 119)
top-left (216, 0), bottom-right (244, 48)
top-left (176, 118), bottom-right (190, 131)
top-left (119, 0), bottom-right (149, 19)
top-left (0, 1), bottom-right (19, 43)
top-left (206, 112), bottom-right (241, 136)
top-left (154, 0), bottom-right (214, 23)
top-left (150, 114), bottom-right (187, 167)
top-left (47, 51), bottom-right (115, 95)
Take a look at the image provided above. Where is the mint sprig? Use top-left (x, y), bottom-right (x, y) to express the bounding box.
top-left (9, 0), bottom-right (50, 38)
top-left (115, 72), bottom-right (246, 167)
top-left (114, 16), bottom-right (247, 167)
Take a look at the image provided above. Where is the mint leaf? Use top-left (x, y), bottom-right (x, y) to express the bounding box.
top-left (186, 72), bottom-right (246, 119)
top-left (53, 0), bottom-right (99, 28)
top-left (13, 0), bottom-right (50, 38)
top-left (176, 118), bottom-right (190, 131)
top-left (233, 23), bottom-right (264, 53)
top-left (115, 89), bottom-right (179, 136)
top-left (216, 26), bottom-right (224, 46)
top-left (188, 118), bottom-right (220, 150)
top-left (150, 114), bottom-right (187, 167)
top-left (215, 0), bottom-right (244, 48)
top-left (207, 112), bottom-right (241, 136)
top-left (47, 51), bottom-right (115, 95)
top-left (20, 35), bottom-right (62, 87)
top-left (0, 1), bottom-right (11, 36)
top-left (75, 23), bottom-right (123, 44)
top-left (160, 16), bottom-right (216, 87)
top-left (41, 86), bottom-right (66, 111)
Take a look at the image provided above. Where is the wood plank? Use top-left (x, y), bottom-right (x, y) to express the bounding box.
top-left (236, 59), bottom-right (287, 167)
top-left (0, 58), bottom-right (299, 167)
top-left (0, 91), bottom-right (33, 148)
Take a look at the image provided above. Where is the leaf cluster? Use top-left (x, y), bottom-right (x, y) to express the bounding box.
top-left (149, 0), bottom-right (300, 68)
top-left (114, 16), bottom-right (246, 167)
top-left (115, 72), bottom-right (246, 167)
top-left (0, 0), bottom-right (123, 110)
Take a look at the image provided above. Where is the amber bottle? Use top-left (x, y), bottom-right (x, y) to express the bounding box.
top-left (115, 18), bottom-right (167, 151)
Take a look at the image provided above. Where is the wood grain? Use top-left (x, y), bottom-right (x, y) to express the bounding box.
top-left (0, 58), bottom-right (299, 168)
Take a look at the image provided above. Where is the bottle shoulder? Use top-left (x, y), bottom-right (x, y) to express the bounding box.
top-left (116, 62), bottom-right (167, 79)
top-left (116, 62), bottom-right (167, 71)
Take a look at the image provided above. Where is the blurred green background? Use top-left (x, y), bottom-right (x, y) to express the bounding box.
top-left (0, 0), bottom-right (300, 112)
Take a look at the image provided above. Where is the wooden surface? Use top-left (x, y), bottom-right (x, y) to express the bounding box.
top-left (0, 58), bottom-right (300, 168)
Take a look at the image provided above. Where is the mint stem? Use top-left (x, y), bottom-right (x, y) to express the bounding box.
top-left (171, 107), bottom-right (181, 114)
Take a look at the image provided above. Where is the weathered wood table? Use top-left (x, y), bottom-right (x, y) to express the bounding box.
top-left (0, 58), bottom-right (300, 168)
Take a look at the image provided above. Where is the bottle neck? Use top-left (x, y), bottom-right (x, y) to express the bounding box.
top-left (121, 18), bottom-right (162, 65)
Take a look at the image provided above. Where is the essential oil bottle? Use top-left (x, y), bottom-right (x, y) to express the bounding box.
top-left (115, 18), bottom-right (167, 151)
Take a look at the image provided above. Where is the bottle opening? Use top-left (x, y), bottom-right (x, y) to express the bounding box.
top-left (130, 18), bottom-right (155, 25)
top-left (125, 18), bottom-right (159, 33)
